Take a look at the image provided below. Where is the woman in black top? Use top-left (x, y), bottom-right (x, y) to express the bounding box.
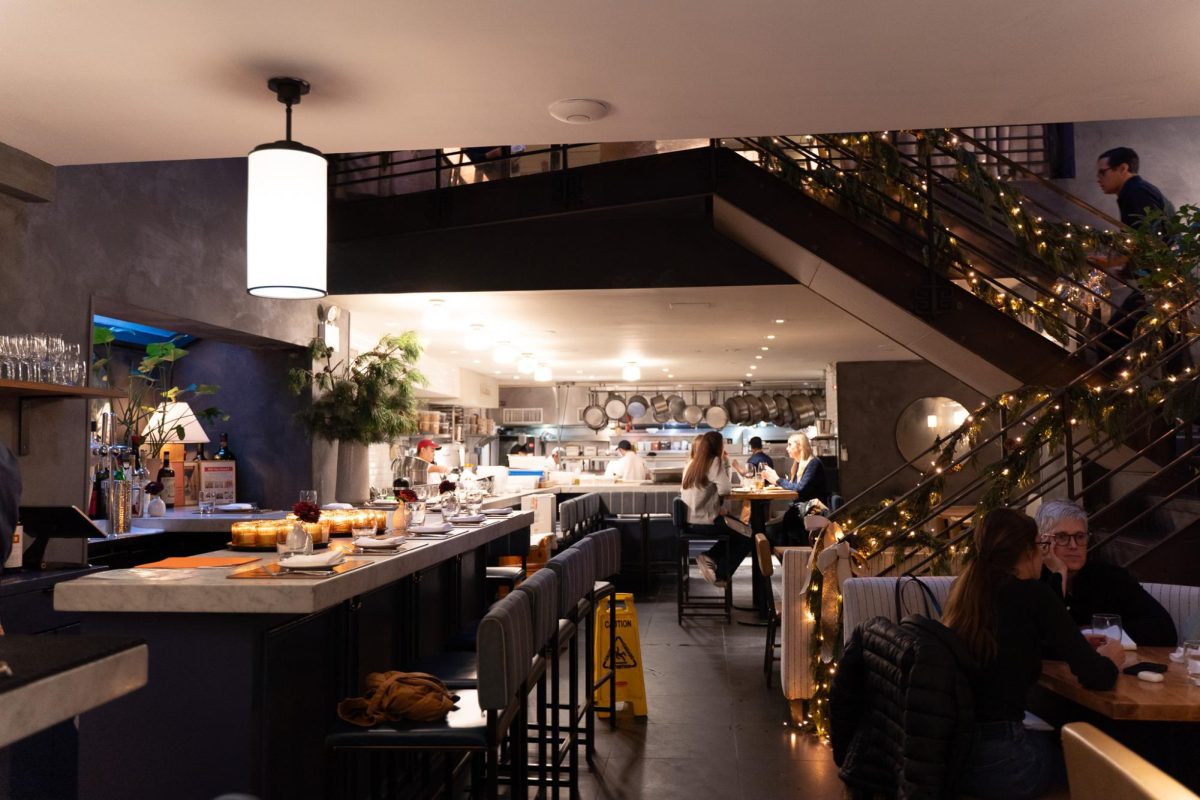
top-left (943, 509), bottom-right (1121, 800)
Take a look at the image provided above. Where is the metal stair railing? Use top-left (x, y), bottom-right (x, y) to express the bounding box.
top-left (722, 133), bottom-right (1133, 354)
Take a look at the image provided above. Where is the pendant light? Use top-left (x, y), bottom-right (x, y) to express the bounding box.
top-left (246, 77), bottom-right (327, 299)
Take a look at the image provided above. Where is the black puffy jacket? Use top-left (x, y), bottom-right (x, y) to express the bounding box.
top-left (830, 615), bottom-right (978, 799)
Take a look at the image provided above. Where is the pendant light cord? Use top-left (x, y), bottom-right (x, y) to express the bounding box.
top-left (284, 101), bottom-right (293, 142)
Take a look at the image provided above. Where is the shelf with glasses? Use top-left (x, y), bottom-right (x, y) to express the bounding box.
top-left (0, 379), bottom-right (124, 399)
top-left (0, 380), bottom-right (125, 456)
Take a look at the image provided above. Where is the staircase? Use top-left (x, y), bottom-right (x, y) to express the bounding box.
top-left (326, 132), bottom-right (1199, 582)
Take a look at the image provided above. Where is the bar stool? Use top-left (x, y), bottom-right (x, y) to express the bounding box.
top-left (754, 534), bottom-right (782, 687)
top-left (672, 497), bottom-right (733, 624)
top-left (325, 590), bottom-right (535, 800)
top-left (585, 528), bottom-right (621, 728)
top-left (544, 545), bottom-right (592, 797)
top-left (514, 568), bottom-right (561, 794)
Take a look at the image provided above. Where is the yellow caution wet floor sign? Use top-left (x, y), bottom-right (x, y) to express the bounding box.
top-left (594, 593), bottom-right (648, 718)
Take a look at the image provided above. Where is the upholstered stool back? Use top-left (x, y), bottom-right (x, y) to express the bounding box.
top-left (477, 590), bottom-right (535, 710)
top-left (515, 569), bottom-right (560, 649)
top-left (586, 528), bottom-right (621, 580)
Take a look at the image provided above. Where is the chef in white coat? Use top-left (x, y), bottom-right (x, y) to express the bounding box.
top-left (604, 440), bottom-right (650, 482)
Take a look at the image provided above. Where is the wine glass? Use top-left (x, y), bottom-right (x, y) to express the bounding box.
top-left (1091, 613), bottom-right (1123, 647)
top-left (299, 489), bottom-right (318, 505)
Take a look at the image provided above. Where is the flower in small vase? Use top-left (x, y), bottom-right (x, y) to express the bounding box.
top-left (292, 501), bottom-right (322, 523)
top-left (398, 489), bottom-right (419, 503)
top-left (145, 480), bottom-right (164, 496)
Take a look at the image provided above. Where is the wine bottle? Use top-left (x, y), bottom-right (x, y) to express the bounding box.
top-left (91, 465), bottom-right (108, 519)
top-left (158, 453), bottom-right (176, 509)
top-left (213, 434), bottom-right (234, 461)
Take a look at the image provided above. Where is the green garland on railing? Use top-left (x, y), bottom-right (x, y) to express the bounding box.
top-left (784, 131), bottom-right (1200, 738)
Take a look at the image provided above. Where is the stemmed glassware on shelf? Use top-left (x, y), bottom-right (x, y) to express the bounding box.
top-left (0, 333), bottom-right (87, 385)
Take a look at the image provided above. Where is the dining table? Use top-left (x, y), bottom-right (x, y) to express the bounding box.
top-left (1036, 645), bottom-right (1200, 790)
top-left (730, 486), bottom-right (797, 621)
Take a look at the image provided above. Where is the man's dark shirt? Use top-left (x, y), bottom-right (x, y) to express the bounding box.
top-left (1040, 560), bottom-right (1176, 646)
top-left (746, 450), bottom-right (775, 471)
top-left (0, 441), bottom-right (20, 570)
top-left (1117, 175), bottom-right (1171, 228)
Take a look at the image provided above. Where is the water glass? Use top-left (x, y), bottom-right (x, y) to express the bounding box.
top-left (440, 493), bottom-right (459, 518)
top-left (406, 501), bottom-right (426, 526)
top-left (1091, 613), bottom-right (1123, 646)
top-left (198, 489), bottom-right (217, 514)
top-left (299, 489), bottom-right (318, 505)
top-left (1185, 640), bottom-right (1200, 682)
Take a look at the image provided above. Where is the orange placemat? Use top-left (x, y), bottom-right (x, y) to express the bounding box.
top-left (135, 556), bottom-right (261, 569)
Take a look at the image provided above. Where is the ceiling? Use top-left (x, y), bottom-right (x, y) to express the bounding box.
top-left (5, 1), bottom-right (1200, 165)
top-left (338, 285), bottom-right (915, 387)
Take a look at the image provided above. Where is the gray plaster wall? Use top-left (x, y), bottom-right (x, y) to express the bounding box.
top-left (0, 156), bottom-right (319, 505)
top-left (836, 360), bottom-right (991, 501)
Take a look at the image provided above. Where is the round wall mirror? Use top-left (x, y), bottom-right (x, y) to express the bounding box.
top-left (895, 396), bottom-right (971, 466)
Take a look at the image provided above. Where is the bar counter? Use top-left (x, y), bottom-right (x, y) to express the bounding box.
top-left (58, 511), bottom-right (533, 800)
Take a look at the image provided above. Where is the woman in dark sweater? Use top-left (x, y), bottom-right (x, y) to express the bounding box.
top-left (943, 508), bottom-right (1121, 800)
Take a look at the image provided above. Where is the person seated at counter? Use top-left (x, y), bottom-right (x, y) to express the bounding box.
top-left (683, 431), bottom-right (752, 587)
top-left (732, 436), bottom-right (774, 478)
top-left (415, 438), bottom-right (449, 475)
top-left (942, 508), bottom-right (1120, 800)
top-left (1036, 499), bottom-right (1176, 646)
top-left (604, 440), bottom-right (650, 482)
top-left (761, 432), bottom-right (829, 544)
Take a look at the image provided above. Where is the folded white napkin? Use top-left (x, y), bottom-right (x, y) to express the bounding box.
top-left (217, 503), bottom-right (253, 511)
top-left (1080, 627), bottom-right (1138, 650)
top-left (280, 551), bottom-right (345, 569)
top-left (448, 514), bottom-right (486, 524)
top-left (353, 535), bottom-right (406, 549)
top-left (408, 523), bottom-right (454, 534)
top-left (322, 502), bottom-right (353, 510)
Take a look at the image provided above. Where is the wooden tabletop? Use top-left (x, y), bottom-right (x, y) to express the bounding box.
top-left (730, 488), bottom-right (798, 502)
top-left (1039, 646), bottom-right (1200, 722)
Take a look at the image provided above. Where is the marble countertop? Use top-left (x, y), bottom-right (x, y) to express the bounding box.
top-left (56, 511), bottom-right (534, 616)
top-left (0, 635), bottom-right (148, 749)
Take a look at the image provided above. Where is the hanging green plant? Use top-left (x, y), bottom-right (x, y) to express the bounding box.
top-left (288, 332), bottom-right (426, 445)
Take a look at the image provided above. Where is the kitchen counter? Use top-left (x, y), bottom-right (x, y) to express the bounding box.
top-left (57, 511), bottom-right (533, 616)
top-left (0, 634), bottom-right (147, 749)
top-left (62, 509), bottom-right (534, 800)
top-left (131, 507), bottom-right (285, 533)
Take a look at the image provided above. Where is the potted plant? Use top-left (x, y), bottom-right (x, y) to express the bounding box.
top-left (288, 332), bottom-right (425, 504)
top-left (93, 326), bottom-right (224, 472)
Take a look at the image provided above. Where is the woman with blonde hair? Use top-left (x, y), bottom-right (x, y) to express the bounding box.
top-left (681, 431), bottom-right (751, 587)
top-left (761, 432), bottom-right (830, 545)
top-left (944, 508), bottom-right (1120, 799)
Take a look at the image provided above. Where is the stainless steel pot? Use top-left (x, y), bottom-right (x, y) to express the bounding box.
top-left (626, 394), bottom-right (650, 419)
top-left (667, 394), bottom-right (687, 422)
top-left (727, 393), bottom-right (750, 424)
top-left (789, 393), bottom-right (816, 428)
top-left (773, 393), bottom-right (794, 427)
top-left (682, 391), bottom-right (704, 427)
top-left (759, 393), bottom-right (780, 425)
top-left (650, 392), bottom-right (671, 423)
top-left (604, 392), bottom-right (627, 421)
top-left (745, 394), bottom-right (767, 424)
top-left (704, 391), bottom-right (729, 429)
top-left (582, 392), bottom-right (608, 431)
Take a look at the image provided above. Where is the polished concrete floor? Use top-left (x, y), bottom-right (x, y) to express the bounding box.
top-left (573, 561), bottom-right (845, 800)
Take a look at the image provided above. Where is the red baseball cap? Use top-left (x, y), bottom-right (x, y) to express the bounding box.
top-left (416, 439), bottom-right (441, 451)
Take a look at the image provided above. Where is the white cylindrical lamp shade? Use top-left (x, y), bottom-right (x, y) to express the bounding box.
top-left (246, 141), bottom-right (328, 299)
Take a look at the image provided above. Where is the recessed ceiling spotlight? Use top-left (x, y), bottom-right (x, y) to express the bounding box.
top-left (661, 368), bottom-right (670, 373)
top-left (755, 355), bottom-right (763, 360)
top-left (766, 334), bottom-right (776, 340)
top-left (622, 363), bottom-right (641, 381)
top-left (774, 319), bottom-right (785, 324)
top-left (668, 374), bottom-right (674, 378)
top-left (588, 374), bottom-right (596, 379)
top-left (512, 374), bottom-right (520, 380)
top-left (548, 98), bottom-right (611, 124)
top-left (750, 365), bottom-right (757, 370)
top-left (517, 353), bottom-right (537, 374)
top-left (761, 346), bottom-right (769, 351)
top-left (493, 370), bottom-right (501, 374)
top-left (745, 373), bottom-right (752, 377)
top-left (534, 363), bottom-right (553, 382)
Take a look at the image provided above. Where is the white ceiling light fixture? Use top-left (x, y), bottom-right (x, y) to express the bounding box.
top-left (517, 353), bottom-right (537, 374)
top-left (246, 77), bottom-right (326, 299)
top-left (424, 298), bottom-right (451, 328)
top-left (548, 98), bottom-right (610, 125)
top-left (493, 341), bottom-right (516, 363)
top-left (464, 324), bottom-right (491, 351)
top-left (622, 362), bottom-right (641, 381)
top-left (534, 363), bottom-right (553, 382)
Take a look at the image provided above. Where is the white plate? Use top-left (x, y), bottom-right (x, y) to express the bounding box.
top-left (407, 523), bottom-right (454, 534)
top-left (280, 554), bottom-right (346, 570)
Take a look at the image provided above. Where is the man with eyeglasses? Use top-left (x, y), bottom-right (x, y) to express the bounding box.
top-left (1036, 499), bottom-right (1175, 646)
